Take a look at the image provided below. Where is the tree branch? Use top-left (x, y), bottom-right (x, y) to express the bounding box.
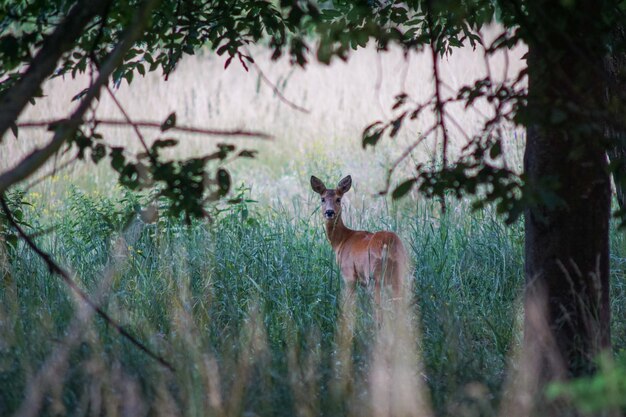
top-left (0, 0), bottom-right (112, 140)
top-left (105, 85), bottom-right (155, 161)
top-left (0, 0), bottom-right (160, 194)
top-left (17, 118), bottom-right (273, 139)
top-left (245, 50), bottom-right (310, 114)
top-left (0, 195), bottom-right (174, 371)
top-left (379, 124), bottom-right (437, 196)
top-left (425, 1), bottom-right (449, 212)
top-left (425, 2), bottom-right (449, 172)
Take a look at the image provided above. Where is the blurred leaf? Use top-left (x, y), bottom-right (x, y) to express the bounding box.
top-left (71, 88), bottom-right (89, 102)
top-left (91, 143), bottom-right (106, 164)
top-left (152, 138), bottom-right (179, 149)
top-left (238, 150), bottom-right (257, 158)
top-left (389, 113), bottom-right (406, 138)
top-left (110, 147), bottom-right (126, 172)
top-left (5, 234), bottom-right (17, 249)
top-left (362, 121), bottom-right (385, 148)
top-left (217, 168), bottom-right (231, 196)
top-left (392, 178), bottom-right (417, 199)
top-left (160, 112), bottom-right (176, 132)
top-left (489, 142), bottom-right (501, 159)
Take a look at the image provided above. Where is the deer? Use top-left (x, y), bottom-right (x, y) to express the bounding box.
top-left (310, 175), bottom-right (409, 314)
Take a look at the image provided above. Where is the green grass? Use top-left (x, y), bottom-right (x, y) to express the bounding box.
top-left (1, 183), bottom-right (626, 417)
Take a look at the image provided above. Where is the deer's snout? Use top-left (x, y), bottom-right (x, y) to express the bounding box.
top-left (324, 209), bottom-right (335, 219)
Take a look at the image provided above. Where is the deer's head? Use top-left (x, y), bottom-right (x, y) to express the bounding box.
top-left (310, 175), bottom-right (352, 221)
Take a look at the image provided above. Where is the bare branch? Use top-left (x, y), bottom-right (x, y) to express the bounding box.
top-left (425, 2), bottom-right (449, 173)
top-left (105, 85), bottom-right (154, 158)
top-left (0, 0), bottom-right (160, 194)
top-left (17, 118), bottom-right (273, 139)
top-left (425, 2), bottom-right (450, 212)
top-left (0, 195), bottom-right (174, 371)
top-left (245, 50), bottom-right (310, 114)
top-left (0, 0), bottom-right (112, 140)
top-left (379, 124), bottom-right (438, 196)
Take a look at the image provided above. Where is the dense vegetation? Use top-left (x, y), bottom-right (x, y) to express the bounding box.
top-left (2, 182), bottom-right (626, 416)
top-left (3, 0), bottom-right (626, 415)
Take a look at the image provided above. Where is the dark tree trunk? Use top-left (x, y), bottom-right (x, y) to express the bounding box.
top-left (605, 25), bottom-right (626, 211)
top-left (523, 0), bottom-right (612, 402)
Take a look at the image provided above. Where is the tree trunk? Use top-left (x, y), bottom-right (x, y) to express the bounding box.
top-left (523, 0), bottom-right (612, 407)
top-left (605, 25), bottom-right (626, 211)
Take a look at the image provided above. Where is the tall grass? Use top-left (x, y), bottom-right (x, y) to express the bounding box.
top-left (3, 173), bottom-right (626, 416)
top-left (0, 180), bottom-right (523, 416)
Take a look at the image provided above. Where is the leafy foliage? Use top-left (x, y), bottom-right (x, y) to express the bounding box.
top-left (0, 0), bottom-right (316, 218)
top-left (546, 352), bottom-right (626, 414)
top-left (0, 0), bottom-right (536, 221)
top-left (2, 0), bottom-right (626, 221)
top-left (0, 187), bottom-right (532, 416)
top-left (0, 190), bottom-right (31, 252)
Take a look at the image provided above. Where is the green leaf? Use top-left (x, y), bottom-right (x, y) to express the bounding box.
top-left (389, 114), bottom-right (405, 138)
top-left (238, 150), bottom-right (258, 158)
top-left (152, 138), bottom-right (179, 149)
top-left (217, 168), bottom-right (231, 196)
top-left (91, 143), bottom-right (106, 164)
top-left (71, 88), bottom-right (89, 102)
top-left (489, 142), bottom-right (501, 159)
top-left (392, 178), bottom-right (417, 199)
top-left (110, 147), bottom-right (126, 172)
top-left (161, 112), bottom-right (176, 132)
top-left (6, 235), bottom-right (18, 249)
top-left (362, 121), bottom-right (385, 148)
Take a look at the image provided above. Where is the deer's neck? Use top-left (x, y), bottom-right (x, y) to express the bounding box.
top-left (325, 216), bottom-right (353, 251)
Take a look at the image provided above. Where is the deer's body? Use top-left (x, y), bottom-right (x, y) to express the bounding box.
top-left (311, 175), bottom-right (408, 305)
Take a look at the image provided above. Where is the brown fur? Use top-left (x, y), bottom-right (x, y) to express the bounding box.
top-left (310, 175), bottom-right (409, 307)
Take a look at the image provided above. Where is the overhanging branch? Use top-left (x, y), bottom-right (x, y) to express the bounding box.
top-left (0, 0), bottom-right (160, 194)
top-left (17, 118), bottom-right (273, 139)
top-left (0, 0), bottom-right (112, 140)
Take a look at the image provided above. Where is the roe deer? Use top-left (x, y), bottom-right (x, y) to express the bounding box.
top-left (310, 175), bottom-right (409, 310)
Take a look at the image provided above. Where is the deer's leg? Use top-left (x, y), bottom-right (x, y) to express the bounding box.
top-left (374, 279), bottom-right (383, 324)
top-left (387, 260), bottom-right (402, 301)
top-left (368, 261), bottom-right (383, 325)
top-left (341, 266), bottom-right (358, 301)
top-left (375, 258), bottom-right (403, 323)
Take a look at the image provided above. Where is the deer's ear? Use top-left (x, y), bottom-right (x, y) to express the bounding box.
top-left (337, 175), bottom-right (352, 194)
top-left (310, 176), bottom-right (327, 194)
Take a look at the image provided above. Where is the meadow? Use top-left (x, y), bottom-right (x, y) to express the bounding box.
top-left (1, 36), bottom-right (626, 417)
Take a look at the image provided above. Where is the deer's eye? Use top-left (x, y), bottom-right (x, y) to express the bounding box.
top-left (321, 198), bottom-right (325, 203)
top-left (336, 198), bottom-right (341, 203)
